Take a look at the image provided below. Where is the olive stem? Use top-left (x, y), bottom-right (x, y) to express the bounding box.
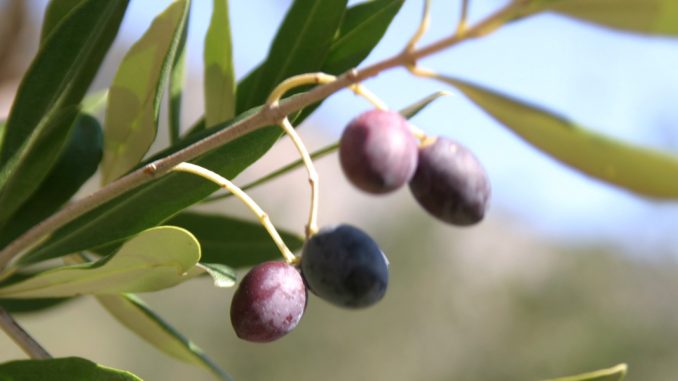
top-left (405, 0), bottom-right (431, 53)
top-left (277, 118), bottom-right (320, 239)
top-left (0, 306), bottom-right (51, 360)
top-left (457, 0), bottom-right (471, 35)
top-left (266, 73), bottom-right (389, 238)
top-left (0, 1), bottom-right (527, 273)
top-left (172, 163), bottom-right (297, 264)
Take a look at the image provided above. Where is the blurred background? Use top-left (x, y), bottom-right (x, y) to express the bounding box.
top-left (1, 0), bottom-right (678, 380)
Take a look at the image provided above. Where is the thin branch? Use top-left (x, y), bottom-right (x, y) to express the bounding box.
top-left (0, 1), bottom-right (526, 272)
top-left (0, 306), bottom-right (51, 359)
top-left (172, 163), bottom-right (297, 264)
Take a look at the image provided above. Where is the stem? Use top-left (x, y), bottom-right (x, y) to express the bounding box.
top-left (171, 163), bottom-right (297, 264)
top-left (348, 84), bottom-right (388, 110)
top-left (0, 306), bottom-right (51, 359)
top-left (0, 1), bottom-right (526, 273)
top-left (457, 0), bottom-right (471, 35)
top-left (406, 0), bottom-right (431, 52)
top-left (278, 118), bottom-right (319, 238)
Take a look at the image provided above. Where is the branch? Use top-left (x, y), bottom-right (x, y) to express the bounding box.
top-left (0, 306), bottom-right (51, 359)
top-left (0, 1), bottom-right (525, 271)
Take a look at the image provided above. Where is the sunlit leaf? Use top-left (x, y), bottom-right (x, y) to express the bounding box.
top-left (443, 76), bottom-right (678, 199)
top-left (169, 6), bottom-right (190, 144)
top-left (101, 0), bottom-right (190, 184)
top-left (0, 0), bottom-right (128, 232)
top-left (167, 212), bottom-right (304, 268)
top-left (525, 0), bottom-right (678, 36)
top-left (0, 357), bottom-right (143, 381)
top-left (3, 227), bottom-right (200, 298)
top-left (204, 0), bottom-right (236, 128)
top-left (544, 363), bottom-right (627, 381)
top-left (196, 263), bottom-right (236, 287)
top-left (97, 294), bottom-right (233, 381)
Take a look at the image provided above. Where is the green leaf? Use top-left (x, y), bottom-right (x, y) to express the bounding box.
top-left (0, 0), bottom-right (128, 232)
top-left (0, 357), bottom-right (143, 381)
top-left (0, 114), bottom-right (102, 248)
top-left (443, 76), bottom-right (678, 199)
top-left (96, 294), bottom-right (233, 381)
top-left (40, 0), bottom-right (85, 44)
top-left (524, 0), bottom-right (678, 36)
top-left (399, 90), bottom-right (452, 119)
top-left (323, 0), bottom-right (403, 74)
top-left (197, 263), bottom-right (236, 287)
top-left (101, 0), bottom-right (191, 184)
top-left (236, 0), bottom-right (348, 113)
top-left (22, 105), bottom-right (265, 264)
top-left (204, 0), bottom-right (236, 128)
top-left (23, 0), bottom-right (397, 264)
top-left (544, 364), bottom-right (627, 381)
top-left (167, 212), bottom-right (304, 268)
top-left (0, 272), bottom-right (74, 313)
top-left (0, 297), bottom-right (73, 314)
top-left (2, 226), bottom-right (200, 298)
top-left (169, 7), bottom-right (190, 145)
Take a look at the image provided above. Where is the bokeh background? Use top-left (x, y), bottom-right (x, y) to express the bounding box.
top-left (1, 1), bottom-right (678, 380)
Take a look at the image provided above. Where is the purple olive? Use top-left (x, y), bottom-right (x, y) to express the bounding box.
top-left (230, 261), bottom-right (307, 342)
top-left (301, 224), bottom-right (388, 309)
top-left (339, 109), bottom-right (418, 194)
top-left (409, 137), bottom-right (490, 226)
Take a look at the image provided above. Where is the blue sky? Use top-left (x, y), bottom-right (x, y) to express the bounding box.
top-left (31, 0), bottom-right (678, 255)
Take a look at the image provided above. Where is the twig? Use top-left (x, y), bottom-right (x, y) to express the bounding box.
top-left (0, 306), bottom-right (51, 359)
top-left (172, 163), bottom-right (298, 264)
top-left (0, 1), bottom-right (526, 272)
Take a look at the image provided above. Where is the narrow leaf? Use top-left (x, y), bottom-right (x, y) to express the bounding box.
top-left (167, 212), bottom-right (304, 268)
top-left (204, 0), bottom-right (236, 128)
top-left (525, 0), bottom-right (678, 36)
top-left (2, 226), bottom-right (200, 298)
top-left (0, 0), bottom-right (128, 230)
top-left (0, 357), bottom-right (143, 381)
top-left (0, 297), bottom-right (72, 314)
top-left (0, 272), bottom-right (74, 313)
top-left (97, 294), bottom-right (233, 381)
top-left (236, 0), bottom-right (348, 113)
top-left (40, 0), bottom-right (85, 44)
top-left (169, 6), bottom-right (190, 144)
top-left (323, 0), bottom-right (404, 74)
top-left (544, 363), bottom-right (627, 381)
top-left (444, 76), bottom-right (678, 199)
top-left (101, 0), bottom-right (190, 184)
top-left (399, 90), bottom-right (452, 119)
top-left (0, 114), bottom-right (102, 248)
top-left (196, 263), bottom-right (235, 287)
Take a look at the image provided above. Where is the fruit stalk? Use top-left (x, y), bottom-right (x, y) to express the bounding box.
top-left (171, 162), bottom-right (297, 264)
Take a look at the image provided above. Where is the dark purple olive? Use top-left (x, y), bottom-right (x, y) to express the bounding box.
top-left (301, 224), bottom-right (388, 309)
top-left (409, 137), bottom-right (490, 226)
top-left (339, 109), bottom-right (418, 194)
top-left (230, 261), bottom-right (307, 342)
